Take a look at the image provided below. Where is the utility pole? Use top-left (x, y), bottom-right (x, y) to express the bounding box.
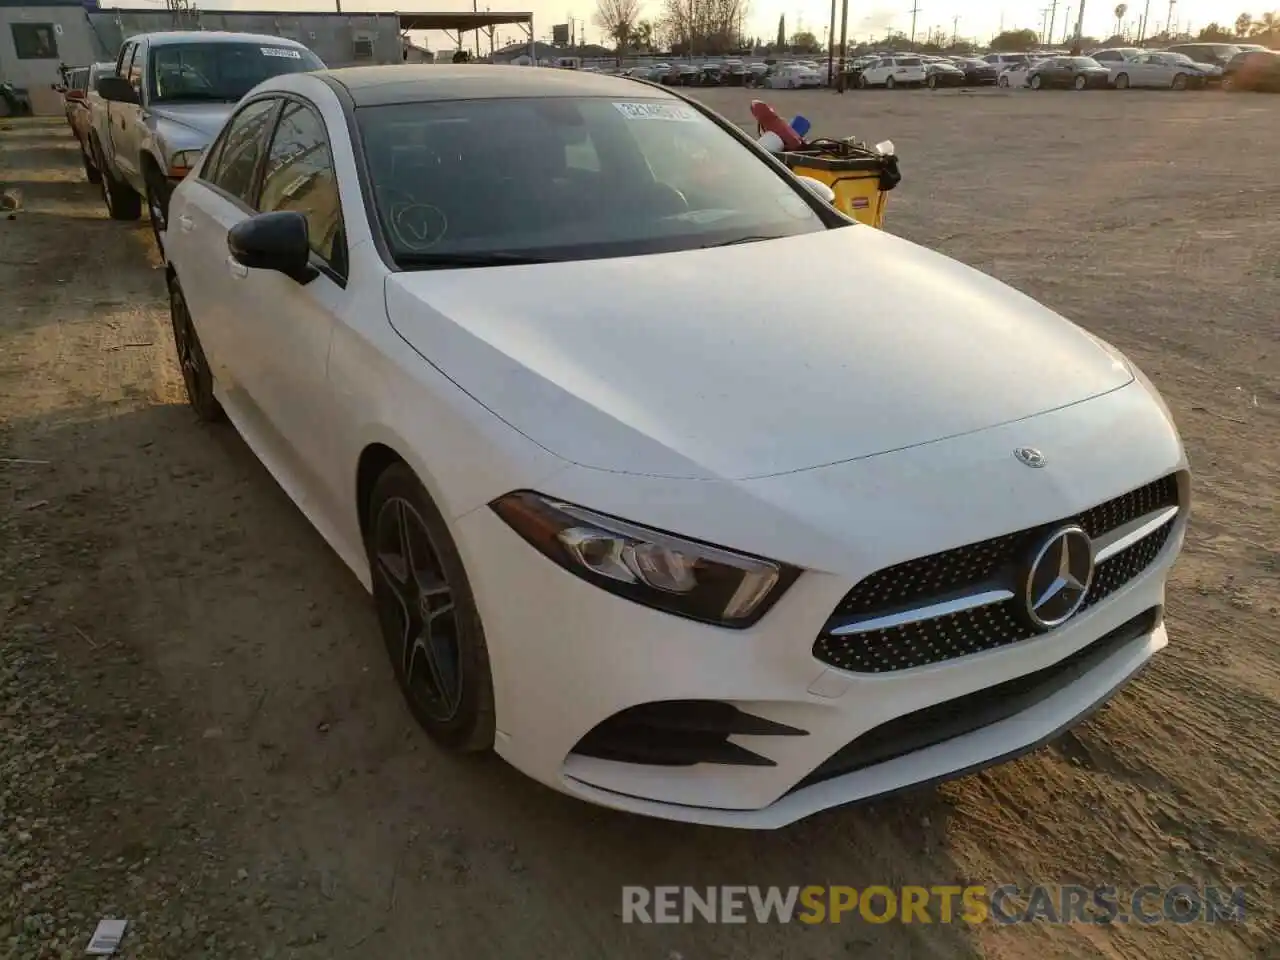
top-left (951, 14), bottom-right (959, 46)
top-left (1040, 7), bottom-right (1051, 44)
top-left (908, 3), bottom-right (921, 45)
top-left (838, 0), bottom-right (850, 91)
top-left (1048, 0), bottom-right (1058, 45)
top-left (827, 0), bottom-right (837, 85)
top-left (1165, 0), bottom-right (1176, 36)
top-left (1071, 0), bottom-right (1085, 52)
top-left (1062, 6), bottom-right (1072, 43)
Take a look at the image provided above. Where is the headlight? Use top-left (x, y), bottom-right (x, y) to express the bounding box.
top-left (169, 149), bottom-right (203, 176)
top-left (490, 491), bottom-right (799, 628)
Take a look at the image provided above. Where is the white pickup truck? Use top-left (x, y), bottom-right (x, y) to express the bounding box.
top-left (90, 30), bottom-right (324, 249)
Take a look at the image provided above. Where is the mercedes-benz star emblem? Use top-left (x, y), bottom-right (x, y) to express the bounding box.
top-left (1014, 447), bottom-right (1046, 468)
top-left (1022, 525), bottom-right (1095, 630)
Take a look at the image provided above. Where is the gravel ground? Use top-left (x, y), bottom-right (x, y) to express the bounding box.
top-left (1, 87), bottom-right (1277, 960)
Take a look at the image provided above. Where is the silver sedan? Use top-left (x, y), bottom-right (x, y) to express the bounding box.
top-left (1111, 52), bottom-right (1215, 89)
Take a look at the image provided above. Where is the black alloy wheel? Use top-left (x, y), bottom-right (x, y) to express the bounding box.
top-left (366, 463), bottom-right (495, 751)
top-left (168, 276), bottom-right (224, 422)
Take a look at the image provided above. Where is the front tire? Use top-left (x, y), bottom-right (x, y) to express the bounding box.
top-left (999, 74), bottom-right (1010, 87)
top-left (1074, 74), bottom-right (1087, 90)
top-left (1031, 74), bottom-right (1043, 90)
top-left (365, 463), bottom-right (496, 753)
top-left (168, 275), bottom-right (224, 423)
top-left (1115, 73), bottom-right (1130, 89)
top-left (1171, 72), bottom-right (1188, 90)
top-left (885, 75), bottom-right (896, 90)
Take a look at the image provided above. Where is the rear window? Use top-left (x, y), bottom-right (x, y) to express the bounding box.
top-left (897, 58), bottom-right (922, 66)
top-left (356, 96), bottom-right (830, 266)
top-left (149, 41), bottom-right (325, 104)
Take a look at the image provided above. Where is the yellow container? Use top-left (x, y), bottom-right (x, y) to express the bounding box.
top-left (778, 148), bottom-right (900, 229)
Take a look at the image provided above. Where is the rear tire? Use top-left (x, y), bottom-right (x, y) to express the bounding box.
top-left (168, 274), bottom-right (224, 423)
top-left (1074, 74), bottom-right (1087, 90)
top-left (885, 75), bottom-right (896, 89)
top-left (999, 75), bottom-right (1010, 87)
top-left (1171, 72), bottom-right (1188, 90)
top-left (94, 141), bottom-right (142, 221)
top-left (1115, 73), bottom-right (1130, 89)
top-left (80, 143), bottom-right (101, 184)
top-left (1031, 74), bottom-right (1043, 90)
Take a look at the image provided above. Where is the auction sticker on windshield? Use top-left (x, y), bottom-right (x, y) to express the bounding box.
top-left (613, 102), bottom-right (699, 122)
top-left (261, 47), bottom-right (303, 58)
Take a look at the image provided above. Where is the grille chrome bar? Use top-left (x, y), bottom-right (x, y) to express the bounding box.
top-left (1092, 505), bottom-right (1179, 563)
top-left (827, 588), bottom-right (1014, 636)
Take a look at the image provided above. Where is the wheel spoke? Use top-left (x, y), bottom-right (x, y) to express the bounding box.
top-left (422, 627), bottom-right (461, 711)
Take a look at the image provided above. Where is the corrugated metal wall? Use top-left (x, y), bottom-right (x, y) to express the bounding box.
top-left (84, 10), bottom-right (402, 67)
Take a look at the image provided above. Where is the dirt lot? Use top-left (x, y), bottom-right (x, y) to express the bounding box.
top-left (1, 88), bottom-right (1277, 960)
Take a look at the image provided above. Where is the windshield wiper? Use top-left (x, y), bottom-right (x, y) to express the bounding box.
top-left (392, 251), bottom-right (564, 269)
top-left (701, 235), bottom-right (788, 248)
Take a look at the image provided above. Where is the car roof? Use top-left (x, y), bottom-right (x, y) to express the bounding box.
top-left (143, 31), bottom-right (314, 49)
top-left (322, 64), bottom-right (681, 106)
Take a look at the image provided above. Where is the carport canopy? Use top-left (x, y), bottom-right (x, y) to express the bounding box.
top-left (398, 11), bottom-right (533, 32)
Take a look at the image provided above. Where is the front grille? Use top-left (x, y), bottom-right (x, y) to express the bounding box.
top-left (793, 607), bottom-right (1161, 792)
top-left (813, 475), bottom-right (1180, 673)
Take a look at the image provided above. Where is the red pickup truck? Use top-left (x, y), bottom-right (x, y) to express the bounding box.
top-left (55, 62), bottom-right (113, 183)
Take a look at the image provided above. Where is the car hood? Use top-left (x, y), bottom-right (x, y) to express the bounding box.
top-left (150, 102), bottom-right (235, 143)
top-left (383, 228), bottom-right (1133, 481)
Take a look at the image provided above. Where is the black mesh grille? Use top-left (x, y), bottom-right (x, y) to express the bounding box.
top-left (814, 475), bottom-right (1180, 674)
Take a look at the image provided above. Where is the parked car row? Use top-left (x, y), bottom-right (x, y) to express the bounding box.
top-left (604, 40), bottom-right (1277, 94)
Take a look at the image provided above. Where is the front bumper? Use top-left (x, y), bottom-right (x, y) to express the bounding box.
top-left (457, 380), bottom-right (1187, 827)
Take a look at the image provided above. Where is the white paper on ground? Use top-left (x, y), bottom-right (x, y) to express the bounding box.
top-left (86, 918), bottom-right (128, 955)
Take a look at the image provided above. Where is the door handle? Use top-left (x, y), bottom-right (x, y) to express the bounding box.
top-left (178, 214), bottom-right (195, 232)
top-left (226, 256), bottom-right (248, 279)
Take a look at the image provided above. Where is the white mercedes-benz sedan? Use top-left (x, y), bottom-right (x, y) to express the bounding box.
top-left (163, 65), bottom-right (1189, 828)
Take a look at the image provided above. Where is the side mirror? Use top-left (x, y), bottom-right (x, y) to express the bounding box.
top-left (97, 75), bottom-right (139, 104)
top-left (227, 211), bottom-right (316, 284)
top-left (796, 175), bottom-right (836, 205)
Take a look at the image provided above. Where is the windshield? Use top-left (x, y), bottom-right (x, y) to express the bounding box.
top-left (150, 42), bottom-right (325, 103)
top-left (356, 97), bottom-right (832, 266)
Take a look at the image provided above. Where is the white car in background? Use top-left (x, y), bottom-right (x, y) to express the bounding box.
top-left (765, 63), bottom-right (823, 88)
top-left (163, 65), bottom-right (1188, 828)
top-left (858, 56), bottom-right (927, 88)
top-left (998, 61), bottom-right (1034, 87)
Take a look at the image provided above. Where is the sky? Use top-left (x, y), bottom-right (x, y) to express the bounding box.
top-left (101, 0), bottom-right (1246, 51)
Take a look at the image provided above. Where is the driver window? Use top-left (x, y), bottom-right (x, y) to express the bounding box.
top-left (209, 98), bottom-right (279, 205)
top-left (128, 43), bottom-right (145, 92)
top-left (258, 100), bottom-right (346, 276)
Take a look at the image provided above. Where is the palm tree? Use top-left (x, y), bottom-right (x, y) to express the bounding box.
top-left (1235, 11), bottom-right (1253, 36)
top-left (1251, 10), bottom-right (1278, 36)
top-left (1114, 3), bottom-right (1128, 37)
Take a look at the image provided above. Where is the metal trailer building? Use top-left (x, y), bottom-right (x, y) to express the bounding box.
top-left (83, 8), bottom-right (405, 68)
top-left (1, 3), bottom-right (535, 116)
top-left (0, 0), bottom-right (98, 113)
